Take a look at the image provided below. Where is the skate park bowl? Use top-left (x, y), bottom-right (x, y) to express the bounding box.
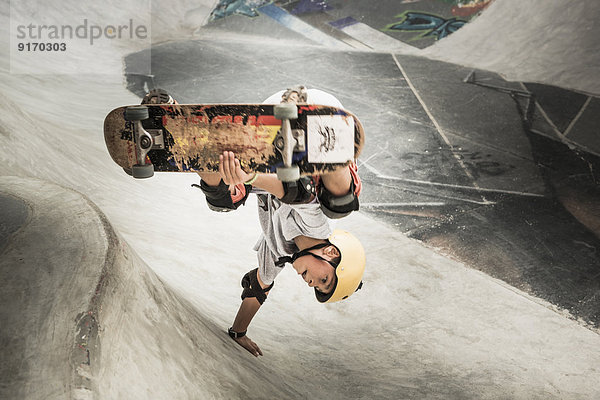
top-left (1, 0), bottom-right (600, 399)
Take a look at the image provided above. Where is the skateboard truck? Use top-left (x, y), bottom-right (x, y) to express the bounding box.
top-left (124, 106), bottom-right (155, 179)
top-left (273, 103), bottom-right (304, 182)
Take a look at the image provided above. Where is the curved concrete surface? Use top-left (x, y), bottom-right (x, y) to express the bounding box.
top-left (2, 176), bottom-right (600, 399)
top-left (0, 177), bottom-right (109, 399)
top-left (422, 0), bottom-right (600, 96)
top-left (0, 177), bottom-right (308, 399)
top-left (1, 1), bottom-right (600, 399)
top-left (0, 192), bottom-right (29, 253)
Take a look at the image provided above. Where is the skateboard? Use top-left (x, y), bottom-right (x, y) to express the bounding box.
top-left (103, 103), bottom-right (364, 181)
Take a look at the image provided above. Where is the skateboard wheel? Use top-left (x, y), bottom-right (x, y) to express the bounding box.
top-left (125, 106), bottom-right (149, 121)
top-left (132, 163), bottom-right (154, 179)
top-left (276, 166), bottom-right (300, 182)
top-left (274, 103), bottom-right (298, 120)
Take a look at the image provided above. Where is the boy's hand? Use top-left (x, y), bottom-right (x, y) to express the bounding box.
top-left (232, 335), bottom-right (263, 357)
top-left (219, 151), bottom-right (254, 186)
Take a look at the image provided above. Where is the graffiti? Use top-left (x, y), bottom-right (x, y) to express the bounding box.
top-left (386, 11), bottom-right (466, 40)
top-left (291, 0), bottom-right (332, 15)
top-left (449, 0), bottom-right (493, 17)
top-left (437, 0), bottom-right (489, 6)
top-left (401, 149), bottom-right (515, 180)
top-left (435, 0), bottom-right (493, 17)
top-left (209, 0), bottom-right (270, 21)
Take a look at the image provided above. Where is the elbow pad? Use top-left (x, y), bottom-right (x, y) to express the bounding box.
top-left (280, 176), bottom-right (316, 204)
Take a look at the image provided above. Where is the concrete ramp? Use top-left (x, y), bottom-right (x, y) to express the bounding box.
top-left (422, 0), bottom-right (600, 95)
top-left (2, 1), bottom-right (600, 398)
top-left (0, 176), bottom-right (300, 399)
top-left (2, 177), bottom-right (600, 399)
top-left (1, 176), bottom-right (109, 399)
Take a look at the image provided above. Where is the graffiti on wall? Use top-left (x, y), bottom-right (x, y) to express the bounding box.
top-left (385, 11), bottom-right (466, 40)
top-left (209, 0), bottom-right (333, 20)
top-left (439, 0), bottom-right (494, 18)
top-left (209, 0), bottom-right (270, 21)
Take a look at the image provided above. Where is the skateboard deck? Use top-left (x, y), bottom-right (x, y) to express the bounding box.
top-left (103, 103), bottom-right (364, 180)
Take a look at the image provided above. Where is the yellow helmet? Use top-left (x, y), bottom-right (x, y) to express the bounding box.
top-left (315, 229), bottom-right (366, 303)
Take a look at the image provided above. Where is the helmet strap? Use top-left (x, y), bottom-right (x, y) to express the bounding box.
top-left (275, 241), bottom-right (331, 268)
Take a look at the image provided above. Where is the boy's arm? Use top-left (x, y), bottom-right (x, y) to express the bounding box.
top-left (230, 298), bottom-right (264, 357)
top-left (222, 151), bottom-right (286, 198)
top-left (216, 151), bottom-right (320, 204)
top-left (198, 151), bottom-right (360, 212)
top-left (250, 174), bottom-right (284, 198)
top-left (229, 269), bottom-right (272, 357)
top-left (197, 151), bottom-right (285, 199)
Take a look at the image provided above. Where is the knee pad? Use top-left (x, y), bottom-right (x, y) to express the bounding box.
top-left (318, 180), bottom-right (360, 219)
top-left (194, 179), bottom-right (250, 212)
top-left (241, 268), bottom-right (273, 305)
top-left (280, 176), bottom-right (316, 204)
top-left (318, 163), bottom-right (361, 219)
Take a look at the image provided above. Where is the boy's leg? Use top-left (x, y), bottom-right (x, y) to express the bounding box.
top-left (319, 167), bottom-right (352, 197)
top-left (276, 85), bottom-right (361, 214)
top-left (317, 162), bottom-right (361, 219)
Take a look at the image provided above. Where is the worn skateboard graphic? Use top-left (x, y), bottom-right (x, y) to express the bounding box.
top-left (103, 103), bottom-right (364, 181)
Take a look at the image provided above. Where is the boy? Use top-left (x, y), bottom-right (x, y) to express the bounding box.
top-left (145, 86), bottom-right (366, 356)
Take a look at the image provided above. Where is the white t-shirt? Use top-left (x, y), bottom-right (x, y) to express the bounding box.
top-left (252, 88), bottom-right (343, 284)
top-left (254, 195), bottom-right (332, 285)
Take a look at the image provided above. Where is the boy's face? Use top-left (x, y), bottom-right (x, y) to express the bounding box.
top-left (292, 245), bottom-right (339, 295)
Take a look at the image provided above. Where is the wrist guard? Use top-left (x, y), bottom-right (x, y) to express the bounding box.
top-left (241, 268), bottom-right (273, 305)
top-left (194, 179), bottom-right (251, 212)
